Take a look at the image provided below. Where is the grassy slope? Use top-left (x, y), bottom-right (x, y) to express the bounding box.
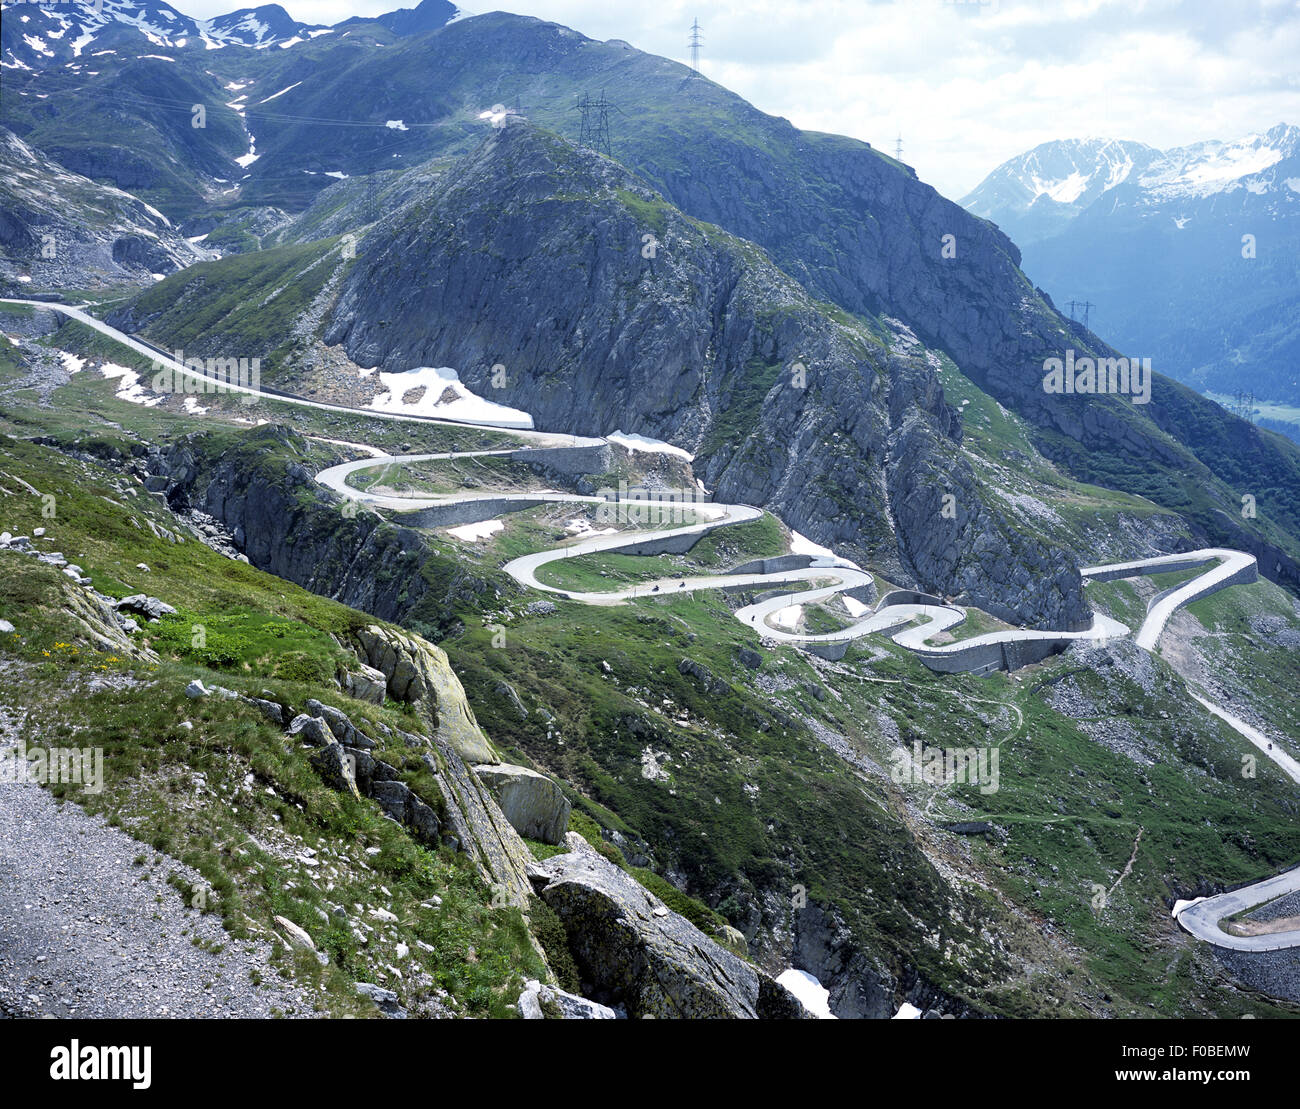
top-left (0, 434), bottom-right (546, 1017)
top-left (7, 332), bottom-right (1300, 1017)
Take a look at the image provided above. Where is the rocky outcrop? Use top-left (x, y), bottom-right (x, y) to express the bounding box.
top-left (146, 426), bottom-right (493, 639)
top-left (472, 763), bottom-right (571, 845)
top-left (423, 739), bottom-right (533, 908)
top-left (0, 128), bottom-right (206, 289)
top-left (272, 691), bottom-right (535, 909)
top-left (356, 624), bottom-right (499, 765)
top-left (343, 664), bottom-right (387, 705)
top-left (517, 978), bottom-right (617, 1020)
top-left (531, 833), bottom-right (812, 1019)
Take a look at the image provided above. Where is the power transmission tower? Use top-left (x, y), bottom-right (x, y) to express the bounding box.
top-left (1232, 391), bottom-right (1257, 422)
top-left (1065, 299), bottom-right (1094, 328)
top-left (689, 18), bottom-right (703, 75)
top-left (574, 92), bottom-right (613, 157)
top-left (894, 133), bottom-right (903, 162)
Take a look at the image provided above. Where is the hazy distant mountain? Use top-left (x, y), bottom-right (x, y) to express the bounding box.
top-left (961, 138), bottom-right (1160, 245)
top-left (964, 125), bottom-right (1300, 413)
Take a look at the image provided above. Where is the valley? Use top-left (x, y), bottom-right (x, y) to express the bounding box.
top-left (1, 0), bottom-right (1298, 1031)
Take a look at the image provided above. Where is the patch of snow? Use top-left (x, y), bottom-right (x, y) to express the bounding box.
top-left (323, 170), bottom-right (349, 179)
top-left (893, 1002), bottom-right (923, 1019)
top-left (385, 120), bottom-right (409, 131)
top-left (842, 594), bottom-right (870, 618)
top-left (99, 363), bottom-right (163, 407)
top-left (446, 519), bottom-right (504, 542)
top-left (182, 396), bottom-right (209, 415)
top-left (59, 352), bottom-right (85, 375)
top-left (776, 969), bottom-right (836, 1019)
top-left (606, 430), bottom-right (693, 461)
top-left (789, 529), bottom-right (861, 570)
top-left (258, 81), bottom-right (302, 104)
top-left (771, 604), bottom-right (802, 631)
top-left (368, 366), bottom-right (534, 428)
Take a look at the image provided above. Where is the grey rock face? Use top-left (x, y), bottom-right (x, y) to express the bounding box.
top-left (355, 624), bottom-right (499, 765)
top-left (286, 714), bottom-right (333, 748)
top-left (472, 763), bottom-right (571, 845)
top-left (114, 594), bottom-right (178, 622)
top-left (343, 664), bottom-right (388, 705)
top-left (319, 123), bottom-right (1087, 626)
top-left (518, 979), bottom-right (617, 1020)
top-left (535, 834), bottom-right (812, 1019)
top-left (310, 743), bottom-right (362, 801)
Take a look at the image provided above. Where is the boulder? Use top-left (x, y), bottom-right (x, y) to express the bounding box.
top-left (518, 979), bottom-right (617, 1019)
top-left (343, 663), bottom-right (388, 705)
top-left (372, 779), bottom-right (413, 822)
top-left (305, 698), bottom-right (375, 749)
top-left (310, 743), bottom-right (361, 801)
top-left (286, 714), bottom-right (333, 747)
top-left (273, 915), bottom-right (316, 951)
top-left (472, 763), bottom-right (571, 845)
top-left (113, 594), bottom-right (177, 621)
top-left (357, 624), bottom-right (499, 764)
top-left (714, 924), bottom-right (749, 958)
top-left (355, 982), bottom-right (406, 1018)
top-left (243, 696), bottom-right (285, 726)
top-left (537, 834), bottom-right (812, 1019)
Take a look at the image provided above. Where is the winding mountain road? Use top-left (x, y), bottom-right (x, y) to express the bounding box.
top-left (11, 299), bottom-right (1294, 954)
top-left (319, 444), bottom-right (1300, 954)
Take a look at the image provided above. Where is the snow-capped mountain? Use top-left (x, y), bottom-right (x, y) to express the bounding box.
top-left (964, 126), bottom-right (1300, 245)
top-left (964, 125), bottom-right (1300, 412)
top-left (0, 0), bottom-right (327, 69)
top-left (0, 0), bottom-right (460, 70)
top-left (1136, 124), bottom-right (1300, 203)
top-left (961, 138), bottom-right (1160, 244)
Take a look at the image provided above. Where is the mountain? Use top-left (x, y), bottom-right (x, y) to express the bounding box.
top-left (963, 126), bottom-right (1300, 412)
top-left (0, 0), bottom-right (328, 68)
top-left (337, 0), bottom-right (461, 38)
top-left (0, 126), bottom-right (209, 288)
top-left (114, 120), bottom-right (1092, 630)
top-left (22, 8), bottom-right (1288, 600)
top-left (961, 137), bottom-right (1160, 245)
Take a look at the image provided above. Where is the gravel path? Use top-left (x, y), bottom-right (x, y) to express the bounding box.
top-left (0, 708), bottom-right (320, 1019)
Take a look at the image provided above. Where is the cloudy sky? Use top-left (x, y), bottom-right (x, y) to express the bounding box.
top-left (185, 0), bottom-right (1300, 199)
